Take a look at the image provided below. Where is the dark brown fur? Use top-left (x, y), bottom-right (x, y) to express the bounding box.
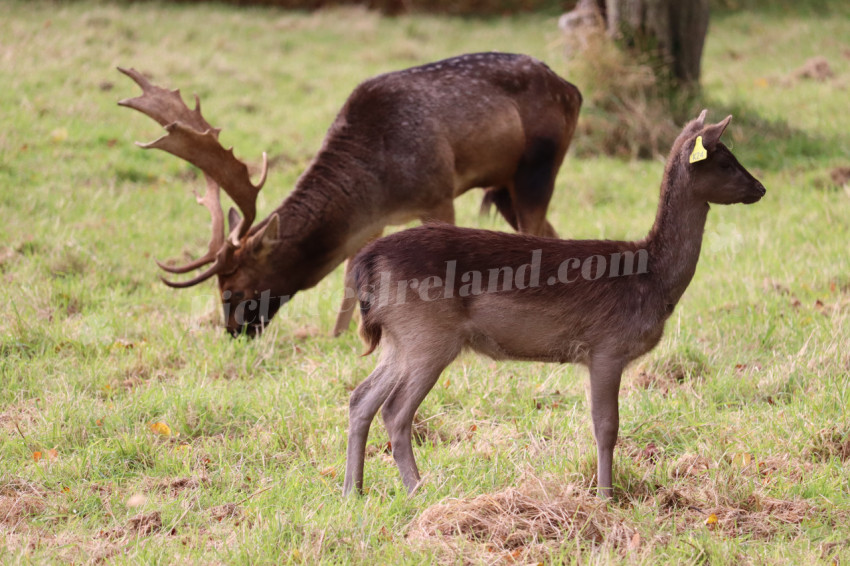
top-left (343, 111), bottom-right (765, 498)
top-left (122, 53), bottom-right (582, 337)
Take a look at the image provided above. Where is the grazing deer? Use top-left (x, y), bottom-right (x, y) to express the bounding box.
top-left (343, 111), bottom-right (765, 497)
top-left (117, 53), bottom-right (582, 337)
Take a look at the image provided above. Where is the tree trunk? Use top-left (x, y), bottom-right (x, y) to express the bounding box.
top-left (600, 0), bottom-right (710, 87)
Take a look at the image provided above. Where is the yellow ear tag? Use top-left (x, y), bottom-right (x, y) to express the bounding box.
top-left (689, 136), bottom-right (707, 163)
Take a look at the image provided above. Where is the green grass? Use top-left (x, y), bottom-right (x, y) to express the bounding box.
top-left (2, 0), bottom-right (850, 563)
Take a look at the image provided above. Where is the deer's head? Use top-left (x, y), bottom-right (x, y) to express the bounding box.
top-left (675, 110), bottom-right (766, 206)
top-left (119, 67), bottom-right (285, 337)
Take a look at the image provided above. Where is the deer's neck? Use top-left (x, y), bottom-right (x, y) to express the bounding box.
top-left (643, 160), bottom-right (710, 306)
top-left (268, 136), bottom-right (382, 288)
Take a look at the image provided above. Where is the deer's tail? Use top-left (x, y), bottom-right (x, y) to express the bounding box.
top-left (354, 251), bottom-right (383, 356)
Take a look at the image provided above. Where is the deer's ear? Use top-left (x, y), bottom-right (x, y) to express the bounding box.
top-left (249, 213), bottom-right (280, 256)
top-left (700, 115), bottom-right (732, 150)
top-left (681, 109), bottom-right (709, 142)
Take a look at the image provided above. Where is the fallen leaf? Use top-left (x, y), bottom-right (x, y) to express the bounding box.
top-left (320, 467), bottom-right (336, 478)
top-left (149, 421), bottom-right (172, 436)
top-left (705, 513), bottom-right (718, 527)
top-left (731, 452), bottom-right (753, 468)
top-left (32, 451), bottom-right (42, 462)
top-left (50, 128), bottom-right (68, 142)
top-left (46, 448), bottom-right (59, 461)
top-left (628, 531), bottom-right (641, 551)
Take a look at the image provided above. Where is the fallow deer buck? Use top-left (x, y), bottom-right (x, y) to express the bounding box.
top-left (117, 53), bottom-right (582, 337)
top-left (344, 111), bottom-right (766, 498)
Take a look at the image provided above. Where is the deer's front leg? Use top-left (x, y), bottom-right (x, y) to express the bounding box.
top-left (588, 353), bottom-right (625, 498)
top-left (333, 231), bottom-right (383, 338)
top-left (333, 258), bottom-right (358, 337)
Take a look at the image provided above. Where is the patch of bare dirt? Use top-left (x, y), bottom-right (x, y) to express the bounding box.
top-left (831, 166), bottom-right (850, 188)
top-left (148, 475), bottom-right (209, 496)
top-left (209, 503), bottom-right (241, 522)
top-left (792, 56), bottom-right (834, 82)
top-left (100, 511), bottom-right (164, 540)
top-left (407, 479), bottom-right (634, 563)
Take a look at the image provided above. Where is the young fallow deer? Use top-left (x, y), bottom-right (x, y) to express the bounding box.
top-left (117, 53), bottom-right (581, 338)
top-left (343, 111), bottom-right (766, 498)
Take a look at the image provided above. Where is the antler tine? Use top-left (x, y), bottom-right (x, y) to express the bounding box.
top-left (155, 176), bottom-right (226, 274)
top-left (118, 67), bottom-right (269, 285)
top-left (160, 242), bottom-right (235, 289)
top-left (139, 122), bottom-right (265, 244)
top-left (117, 67), bottom-right (217, 134)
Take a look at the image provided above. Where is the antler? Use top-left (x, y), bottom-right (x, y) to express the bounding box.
top-left (117, 67), bottom-right (268, 286)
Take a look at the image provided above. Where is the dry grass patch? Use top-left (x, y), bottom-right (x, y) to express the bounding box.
top-left (209, 502), bottom-right (242, 522)
top-left (407, 478), bottom-right (635, 563)
top-left (790, 56), bottom-right (835, 82)
top-left (831, 166), bottom-right (850, 188)
top-left (806, 425), bottom-right (850, 462)
top-left (0, 479), bottom-right (47, 529)
top-left (561, 33), bottom-right (681, 159)
top-left (0, 399), bottom-right (42, 435)
top-left (0, 494), bottom-right (45, 530)
top-left (148, 475), bottom-right (210, 496)
top-left (627, 349), bottom-right (710, 395)
top-left (655, 486), bottom-right (816, 539)
top-left (99, 511), bottom-right (165, 541)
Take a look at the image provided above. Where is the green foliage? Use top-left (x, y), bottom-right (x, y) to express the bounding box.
top-left (1, 0), bottom-right (850, 563)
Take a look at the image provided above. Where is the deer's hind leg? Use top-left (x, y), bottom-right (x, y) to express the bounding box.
top-left (380, 341), bottom-right (461, 494)
top-left (344, 354), bottom-right (399, 496)
top-left (511, 136), bottom-right (565, 238)
top-left (479, 186), bottom-right (520, 232)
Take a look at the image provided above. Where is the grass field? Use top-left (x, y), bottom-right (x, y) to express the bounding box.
top-left (2, 0), bottom-right (850, 563)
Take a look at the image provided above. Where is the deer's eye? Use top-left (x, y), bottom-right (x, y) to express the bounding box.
top-left (231, 291), bottom-right (245, 301)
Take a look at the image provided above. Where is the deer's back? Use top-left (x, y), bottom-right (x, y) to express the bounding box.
top-left (356, 225), bottom-right (671, 365)
top-left (329, 53), bottom-right (581, 198)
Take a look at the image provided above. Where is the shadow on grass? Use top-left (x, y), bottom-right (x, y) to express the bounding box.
top-left (574, 94), bottom-right (847, 175)
top-left (705, 98), bottom-right (850, 172)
